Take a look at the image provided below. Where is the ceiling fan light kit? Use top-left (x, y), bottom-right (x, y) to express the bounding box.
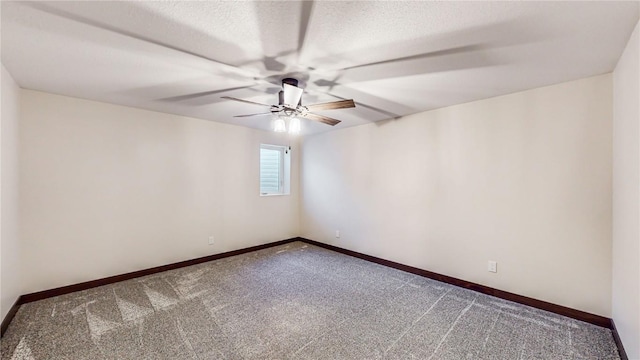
top-left (273, 117), bottom-right (287, 133)
top-left (271, 115), bottom-right (302, 134)
top-left (288, 117), bottom-right (301, 134)
top-left (224, 78), bottom-right (356, 133)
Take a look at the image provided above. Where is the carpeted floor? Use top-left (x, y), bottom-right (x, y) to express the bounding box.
top-left (1, 241), bottom-right (620, 359)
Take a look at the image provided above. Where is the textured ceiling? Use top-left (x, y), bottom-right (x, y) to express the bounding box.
top-left (2, 1), bottom-right (638, 135)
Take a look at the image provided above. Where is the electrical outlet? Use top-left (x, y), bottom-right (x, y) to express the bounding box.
top-left (208, 236), bottom-right (215, 245)
top-left (335, 230), bottom-right (340, 238)
top-left (488, 261), bottom-right (497, 273)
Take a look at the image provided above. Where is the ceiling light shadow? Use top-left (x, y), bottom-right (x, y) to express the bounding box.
top-left (159, 86), bottom-right (257, 102)
top-left (238, 1), bottom-right (315, 73)
top-left (307, 18), bottom-right (554, 85)
top-left (21, 2), bottom-right (255, 81)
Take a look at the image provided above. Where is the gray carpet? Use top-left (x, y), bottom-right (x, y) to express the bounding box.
top-left (1, 241), bottom-right (620, 359)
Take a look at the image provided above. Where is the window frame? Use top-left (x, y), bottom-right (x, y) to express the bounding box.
top-left (259, 144), bottom-right (290, 196)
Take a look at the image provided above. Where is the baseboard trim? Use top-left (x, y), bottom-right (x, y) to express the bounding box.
top-left (0, 237), bottom-right (298, 338)
top-left (611, 319), bottom-right (629, 360)
top-left (20, 237), bottom-right (299, 304)
top-left (1, 297), bottom-right (22, 337)
top-left (299, 238), bottom-right (612, 329)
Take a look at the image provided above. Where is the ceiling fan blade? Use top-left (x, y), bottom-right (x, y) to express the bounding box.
top-left (303, 113), bottom-right (342, 126)
top-left (221, 96), bottom-right (273, 108)
top-left (311, 90), bottom-right (403, 119)
top-left (306, 99), bottom-right (355, 112)
top-left (233, 112), bottom-right (273, 118)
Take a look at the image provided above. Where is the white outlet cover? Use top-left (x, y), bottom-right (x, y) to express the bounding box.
top-left (335, 230), bottom-right (340, 238)
top-left (208, 236), bottom-right (215, 245)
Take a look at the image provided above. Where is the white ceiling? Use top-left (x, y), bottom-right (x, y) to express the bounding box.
top-left (2, 1), bottom-right (638, 135)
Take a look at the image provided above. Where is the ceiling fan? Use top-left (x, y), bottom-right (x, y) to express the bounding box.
top-left (221, 78), bottom-right (356, 127)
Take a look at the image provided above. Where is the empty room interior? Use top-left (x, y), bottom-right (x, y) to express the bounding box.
top-left (1, 1), bottom-right (639, 359)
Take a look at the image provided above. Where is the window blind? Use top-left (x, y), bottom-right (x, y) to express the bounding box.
top-left (260, 147), bottom-right (282, 194)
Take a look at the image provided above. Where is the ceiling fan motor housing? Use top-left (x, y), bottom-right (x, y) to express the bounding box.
top-left (281, 78), bottom-right (299, 87)
top-left (278, 78), bottom-right (302, 110)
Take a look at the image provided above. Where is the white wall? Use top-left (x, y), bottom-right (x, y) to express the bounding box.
top-left (19, 90), bottom-right (300, 294)
top-left (1, 64), bottom-right (21, 320)
top-left (612, 19), bottom-right (640, 360)
top-left (302, 74), bottom-right (613, 317)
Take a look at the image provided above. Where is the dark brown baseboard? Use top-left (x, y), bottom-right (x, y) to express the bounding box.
top-left (611, 319), bottom-right (629, 360)
top-left (1, 296), bottom-right (22, 337)
top-left (299, 238), bottom-right (612, 329)
top-left (1, 237), bottom-right (298, 337)
top-left (21, 237), bottom-right (298, 304)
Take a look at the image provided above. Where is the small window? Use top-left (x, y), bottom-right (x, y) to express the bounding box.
top-left (260, 144), bottom-right (290, 196)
